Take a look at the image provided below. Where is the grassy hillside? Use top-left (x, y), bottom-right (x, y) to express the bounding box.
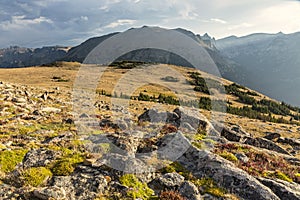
top-left (0, 61), bottom-right (300, 199)
top-left (0, 62), bottom-right (299, 142)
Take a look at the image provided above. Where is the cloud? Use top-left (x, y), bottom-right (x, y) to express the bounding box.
top-left (210, 18), bottom-right (227, 24)
top-left (0, 15), bottom-right (53, 30)
top-left (0, 0), bottom-right (299, 47)
top-left (104, 19), bottom-right (137, 29)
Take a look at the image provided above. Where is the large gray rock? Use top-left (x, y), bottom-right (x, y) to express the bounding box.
top-left (177, 147), bottom-right (280, 200)
top-left (264, 132), bottom-right (281, 141)
top-left (33, 186), bottom-right (67, 200)
top-left (242, 137), bottom-right (290, 155)
top-left (149, 172), bottom-right (185, 193)
top-left (179, 181), bottom-right (202, 200)
top-left (22, 149), bottom-right (61, 168)
top-left (221, 127), bottom-right (243, 142)
top-left (138, 108), bottom-right (178, 124)
top-left (258, 177), bottom-right (300, 200)
top-left (156, 131), bottom-right (191, 161)
top-left (100, 153), bottom-right (156, 173)
top-left (51, 168), bottom-right (108, 200)
top-left (138, 107), bottom-right (220, 137)
top-left (277, 137), bottom-right (300, 147)
top-left (221, 126), bottom-right (290, 155)
top-left (173, 107), bottom-right (208, 130)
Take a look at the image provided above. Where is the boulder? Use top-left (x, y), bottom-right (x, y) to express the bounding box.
top-left (149, 172), bottom-right (185, 192)
top-left (177, 147), bottom-right (280, 200)
top-left (173, 107), bottom-right (208, 130)
top-left (264, 132), bottom-right (281, 141)
top-left (11, 97), bottom-right (27, 104)
top-left (138, 107), bottom-right (220, 137)
top-left (242, 137), bottom-right (290, 155)
top-left (138, 108), bottom-right (178, 124)
top-left (235, 152), bottom-right (249, 163)
top-left (258, 177), bottom-right (300, 200)
top-left (33, 186), bottom-right (66, 200)
top-left (100, 153), bottom-right (154, 173)
top-left (22, 149), bottom-right (61, 168)
top-left (277, 137), bottom-right (300, 147)
top-left (41, 107), bottom-right (61, 113)
top-left (156, 131), bottom-right (191, 161)
top-left (179, 181), bottom-right (202, 200)
top-left (221, 127), bottom-right (243, 142)
top-left (51, 170), bottom-right (108, 200)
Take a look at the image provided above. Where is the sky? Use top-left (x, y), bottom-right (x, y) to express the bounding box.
top-left (0, 0), bottom-right (300, 48)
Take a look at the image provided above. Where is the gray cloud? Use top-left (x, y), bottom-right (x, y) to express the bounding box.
top-left (0, 0), bottom-right (299, 48)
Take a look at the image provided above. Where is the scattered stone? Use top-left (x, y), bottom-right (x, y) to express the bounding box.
top-left (235, 152), bottom-right (249, 163)
top-left (40, 93), bottom-right (48, 101)
top-left (11, 97), bottom-right (27, 104)
top-left (64, 118), bottom-right (74, 124)
top-left (41, 107), bottom-right (61, 113)
top-left (79, 113), bottom-right (89, 118)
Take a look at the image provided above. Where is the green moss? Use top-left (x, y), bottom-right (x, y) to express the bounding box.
top-left (51, 153), bottom-right (84, 176)
top-left (119, 174), bottom-right (154, 199)
top-left (192, 178), bottom-right (226, 197)
top-left (18, 125), bottom-right (38, 135)
top-left (192, 142), bottom-right (205, 149)
top-left (159, 161), bottom-right (193, 180)
top-left (193, 134), bottom-right (206, 141)
top-left (0, 144), bottom-right (6, 150)
top-left (18, 123), bottom-right (74, 136)
top-left (0, 149), bottom-right (28, 173)
top-left (275, 171), bottom-right (293, 182)
top-left (22, 167), bottom-right (52, 187)
top-left (52, 160), bottom-right (74, 176)
top-left (219, 152), bottom-right (238, 162)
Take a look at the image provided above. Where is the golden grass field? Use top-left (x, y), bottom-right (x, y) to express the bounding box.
top-left (0, 62), bottom-right (299, 159)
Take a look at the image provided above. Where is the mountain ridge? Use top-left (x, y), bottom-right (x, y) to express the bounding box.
top-left (0, 46), bottom-right (70, 68)
top-left (0, 26), bottom-right (299, 105)
top-left (216, 31), bottom-right (300, 106)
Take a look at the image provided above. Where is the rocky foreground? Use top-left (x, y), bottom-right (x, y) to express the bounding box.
top-left (0, 81), bottom-right (300, 200)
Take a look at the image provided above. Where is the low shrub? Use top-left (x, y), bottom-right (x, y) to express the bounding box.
top-left (51, 152), bottom-right (84, 176)
top-left (0, 149), bottom-right (28, 173)
top-left (119, 174), bottom-right (154, 200)
top-left (159, 190), bottom-right (186, 200)
top-left (22, 167), bottom-right (52, 187)
top-left (275, 171), bottom-right (293, 182)
top-left (192, 178), bottom-right (226, 197)
top-left (218, 152), bottom-right (238, 163)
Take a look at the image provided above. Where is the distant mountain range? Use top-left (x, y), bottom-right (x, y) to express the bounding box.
top-left (216, 32), bottom-right (300, 106)
top-left (0, 27), bottom-right (299, 105)
top-left (0, 46), bottom-right (70, 68)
